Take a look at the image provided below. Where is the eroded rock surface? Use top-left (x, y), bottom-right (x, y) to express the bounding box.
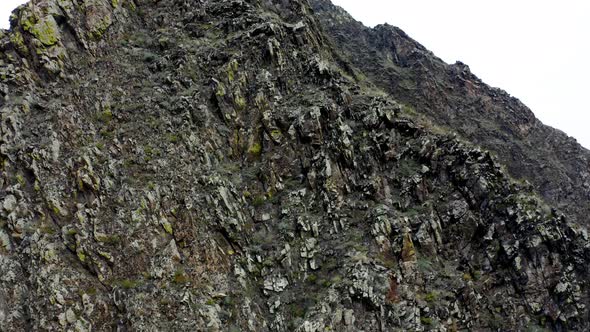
top-left (0, 0), bottom-right (588, 331)
top-left (311, 0), bottom-right (590, 226)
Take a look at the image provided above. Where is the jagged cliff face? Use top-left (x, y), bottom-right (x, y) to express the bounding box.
top-left (310, 0), bottom-right (590, 225)
top-left (0, 0), bottom-right (588, 331)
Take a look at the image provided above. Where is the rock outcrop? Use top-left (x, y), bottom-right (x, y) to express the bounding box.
top-left (0, 0), bottom-right (588, 331)
top-left (311, 0), bottom-right (590, 226)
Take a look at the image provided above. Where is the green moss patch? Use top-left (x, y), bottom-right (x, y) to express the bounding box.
top-left (30, 17), bottom-right (60, 46)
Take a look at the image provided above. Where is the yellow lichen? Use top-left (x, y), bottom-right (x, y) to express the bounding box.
top-left (98, 251), bottom-right (112, 260)
top-left (163, 222), bottom-right (173, 235)
top-left (20, 11), bottom-right (37, 32)
top-left (401, 232), bottom-right (416, 262)
top-left (216, 83), bottom-right (226, 97)
top-left (234, 95), bottom-right (247, 110)
top-left (10, 31), bottom-right (28, 55)
top-left (15, 173), bottom-right (25, 186)
top-left (98, 107), bottom-right (113, 123)
top-left (227, 59), bottom-right (239, 82)
top-left (88, 15), bottom-right (113, 41)
top-left (270, 129), bottom-right (282, 141)
top-left (248, 143), bottom-right (262, 156)
top-left (30, 17), bottom-right (60, 46)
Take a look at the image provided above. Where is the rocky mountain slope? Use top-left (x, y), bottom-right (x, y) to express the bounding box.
top-left (0, 0), bottom-right (588, 331)
top-left (311, 0), bottom-right (590, 226)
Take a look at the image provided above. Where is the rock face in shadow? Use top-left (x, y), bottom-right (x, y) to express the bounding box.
top-left (0, 0), bottom-right (588, 331)
top-left (310, 0), bottom-right (590, 226)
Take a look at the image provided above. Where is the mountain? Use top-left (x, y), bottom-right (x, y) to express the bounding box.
top-left (0, 0), bottom-right (588, 331)
top-left (310, 0), bottom-right (590, 226)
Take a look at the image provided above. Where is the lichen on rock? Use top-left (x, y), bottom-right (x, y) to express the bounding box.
top-left (29, 16), bottom-right (60, 46)
top-left (0, 0), bottom-right (589, 331)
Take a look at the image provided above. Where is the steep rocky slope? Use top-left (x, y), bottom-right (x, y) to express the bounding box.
top-left (311, 0), bottom-right (590, 226)
top-left (0, 0), bottom-right (589, 331)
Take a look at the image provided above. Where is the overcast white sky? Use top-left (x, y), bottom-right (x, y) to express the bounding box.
top-left (1, 0), bottom-right (589, 148)
top-left (0, 1), bottom-right (24, 29)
